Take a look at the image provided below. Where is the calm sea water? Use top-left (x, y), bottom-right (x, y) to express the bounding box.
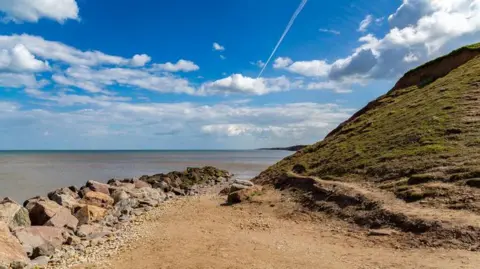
top-left (0, 150), bottom-right (291, 203)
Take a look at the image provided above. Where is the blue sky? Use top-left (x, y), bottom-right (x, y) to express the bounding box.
top-left (0, 0), bottom-right (479, 149)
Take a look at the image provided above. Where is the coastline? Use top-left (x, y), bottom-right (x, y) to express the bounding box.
top-left (0, 166), bottom-right (234, 268)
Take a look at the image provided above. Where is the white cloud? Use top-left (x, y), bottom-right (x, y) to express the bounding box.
top-left (219, 55), bottom-right (226, 60)
top-left (59, 66), bottom-right (196, 94)
top-left (358, 15), bottom-right (373, 32)
top-left (153, 59), bottom-right (199, 72)
top-left (213, 42), bottom-right (225, 51)
top-left (0, 0), bottom-right (79, 23)
top-left (25, 88), bottom-right (130, 106)
top-left (0, 34), bottom-right (145, 67)
top-left (273, 57), bottom-right (293, 68)
top-left (0, 44), bottom-right (49, 72)
top-left (319, 28), bottom-right (341, 35)
top-left (0, 73), bottom-right (40, 88)
top-left (250, 60), bottom-right (266, 68)
top-left (199, 74), bottom-right (295, 95)
top-left (131, 54), bottom-right (151, 67)
top-left (279, 0), bottom-right (480, 82)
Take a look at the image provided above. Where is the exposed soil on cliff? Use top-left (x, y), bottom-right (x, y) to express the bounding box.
top-left (76, 189), bottom-right (479, 269)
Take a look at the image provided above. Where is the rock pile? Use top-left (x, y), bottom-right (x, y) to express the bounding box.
top-left (0, 166), bottom-right (232, 268)
top-left (222, 179), bottom-right (262, 204)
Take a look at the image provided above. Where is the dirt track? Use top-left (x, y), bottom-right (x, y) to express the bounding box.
top-left (81, 190), bottom-right (480, 269)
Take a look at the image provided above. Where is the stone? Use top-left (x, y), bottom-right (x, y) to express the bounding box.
top-left (28, 199), bottom-right (64, 226)
top-left (48, 187), bottom-right (80, 211)
top-left (76, 224), bottom-right (111, 240)
top-left (108, 180), bottom-right (135, 190)
top-left (23, 197), bottom-right (47, 212)
top-left (230, 183), bottom-right (252, 192)
top-left (0, 222), bottom-right (29, 266)
top-left (111, 190), bottom-right (130, 204)
top-left (13, 226), bottom-right (66, 257)
top-left (31, 256), bottom-right (50, 266)
top-left (133, 179), bottom-right (151, 189)
top-left (44, 207), bottom-right (78, 230)
top-left (152, 181), bottom-right (171, 192)
top-left (80, 191), bottom-right (114, 209)
top-left (112, 199), bottom-right (138, 217)
top-left (9, 261), bottom-right (28, 269)
top-left (66, 235), bottom-right (81, 246)
top-left (31, 243), bottom-right (55, 258)
top-left (74, 205), bottom-right (106, 225)
top-left (367, 229), bottom-right (397, 236)
top-left (0, 198), bottom-right (31, 230)
top-left (126, 188), bottom-right (165, 207)
top-left (227, 186), bottom-right (263, 204)
top-left (172, 187), bottom-right (185, 196)
top-left (86, 180), bottom-right (110, 195)
top-left (232, 179), bottom-right (254, 187)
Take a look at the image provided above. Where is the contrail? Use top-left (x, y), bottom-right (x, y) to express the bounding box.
top-left (257, 0), bottom-right (308, 78)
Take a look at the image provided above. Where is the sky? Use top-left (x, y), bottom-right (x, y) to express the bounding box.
top-left (0, 0), bottom-right (480, 149)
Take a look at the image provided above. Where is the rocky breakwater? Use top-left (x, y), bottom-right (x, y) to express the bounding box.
top-left (0, 166), bottom-right (232, 269)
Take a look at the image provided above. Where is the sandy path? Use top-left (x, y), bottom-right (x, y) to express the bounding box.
top-left (87, 191), bottom-right (479, 269)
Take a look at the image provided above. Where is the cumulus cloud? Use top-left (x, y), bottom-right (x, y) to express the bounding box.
top-left (276, 0), bottom-right (480, 82)
top-left (0, 34), bottom-right (145, 67)
top-left (131, 54), bottom-right (151, 67)
top-left (199, 74), bottom-right (296, 95)
top-left (0, 99), bottom-right (354, 148)
top-left (153, 59), bottom-right (199, 72)
top-left (0, 73), bottom-right (41, 88)
top-left (273, 57), bottom-right (293, 69)
top-left (250, 60), bottom-right (266, 68)
top-left (358, 15), bottom-right (373, 32)
top-left (0, 44), bottom-right (49, 72)
top-left (213, 42), bottom-right (225, 51)
top-left (0, 0), bottom-right (79, 23)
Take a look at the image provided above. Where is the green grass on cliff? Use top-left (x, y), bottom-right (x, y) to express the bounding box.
top-left (257, 44), bottom-right (480, 201)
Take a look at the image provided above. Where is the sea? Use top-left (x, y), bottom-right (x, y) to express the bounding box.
top-left (0, 150), bottom-right (292, 203)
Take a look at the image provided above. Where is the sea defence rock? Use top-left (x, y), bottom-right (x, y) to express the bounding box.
top-left (227, 186), bottom-right (263, 204)
top-left (0, 222), bottom-right (29, 267)
top-left (13, 226), bottom-right (67, 257)
top-left (1, 166), bottom-right (233, 267)
top-left (28, 199), bottom-right (78, 230)
top-left (80, 191), bottom-right (114, 209)
top-left (0, 198), bottom-right (30, 230)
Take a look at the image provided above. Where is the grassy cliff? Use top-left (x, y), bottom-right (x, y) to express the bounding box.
top-left (255, 44), bottom-right (480, 207)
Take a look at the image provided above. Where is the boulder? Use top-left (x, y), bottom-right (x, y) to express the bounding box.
top-left (0, 222), bottom-right (29, 266)
top-left (227, 186), bottom-right (263, 204)
top-left (76, 224), bottom-right (111, 240)
top-left (13, 226), bottom-right (67, 256)
top-left (232, 179), bottom-right (254, 188)
top-left (86, 180), bottom-right (110, 195)
top-left (0, 198), bottom-right (30, 230)
top-left (48, 187), bottom-right (80, 211)
top-left (80, 191), bottom-right (114, 209)
top-left (28, 199), bottom-right (64, 226)
top-left (31, 256), bottom-right (50, 267)
top-left (31, 243), bottom-right (55, 258)
top-left (23, 196), bottom-right (47, 212)
top-left (111, 199), bottom-right (138, 217)
top-left (74, 205), bottom-right (106, 225)
top-left (126, 188), bottom-right (165, 207)
top-left (107, 180), bottom-right (135, 190)
top-left (111, 190), bottom-right (130, 204)
top-left (152, 181), bottom-right (171, 192)
top-left (133, 179), bottom-right (151, 189)
top-left (172, 187), bottom-right (185, 196)
top-left (44, 207), bottom-right (78, 230)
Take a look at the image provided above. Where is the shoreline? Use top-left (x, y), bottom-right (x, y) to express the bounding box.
top-left (0, 166), bottom-right (235, 269)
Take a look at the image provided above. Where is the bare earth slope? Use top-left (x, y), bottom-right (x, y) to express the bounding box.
top-left (83, 191), bottom-right (479, 269)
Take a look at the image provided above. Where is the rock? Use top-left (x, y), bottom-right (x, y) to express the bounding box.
top-left (13, 226), bottom-right (67, 257)
top-left (9, 261), bottom-right (28, 269)
top-left (86, 180), bottom-right (110, 195)
top-left (232, 179), bottom-right (254, 188)
top-left (133, 180), bottom-right (151, 189)
top-left (80, 191), bottom-right (114, 209)
top-left (31, 243), bottom-right (55, 258)
top-left (219, 187), bottom-right (231, 195)
top-left (0, 198), bottom-right (31, 230)
top-left (23, 197), bottom-right (47, 212)
top-left (111, 190), bottom-right (130, 204)
top-left (74, 205), bottom-right (106, 225)
top-left (152, 181), bottom-right (171, 192)
top-left (0, 222), bottom-right (29, 266)
top-left (112, 199), bottom-right (138, 217)
top-left (126, 188), bottom-right (165, 207)
top-left (44, 207), bottom-right (78, 230)
top-left (47, 187), bottom-right (80, 211)
top-left (107, 180), bottom-right (135, 190)
top-left (172, 187), bottom-right (185, 196)
top-left (227, 186), bottom-right (263, 204)
top-left (230, 183), bottom-right (252, 192)
top-left (66, 235), bottom-right (81, 246)
top-left (76, 224), bottom-right (111, 240)
top-left (28, 199), bottom-right (64, 226)
top-left (31, 256), bottom-right (50, 266)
